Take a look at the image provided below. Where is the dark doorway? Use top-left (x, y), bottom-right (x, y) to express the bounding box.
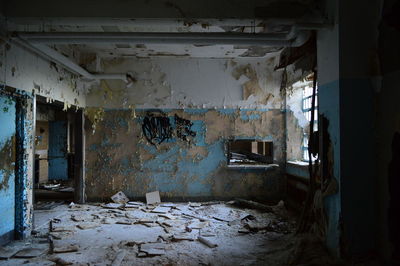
top-left (33, 97), bottom-right (83, 208)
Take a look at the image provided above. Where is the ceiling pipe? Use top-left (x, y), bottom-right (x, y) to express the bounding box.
top-left (6, 17), bottom-right (290, 27)
top-left (9, 22), bottom-right (329, 80)
top-left (15, 30), bottom-right (308, 47)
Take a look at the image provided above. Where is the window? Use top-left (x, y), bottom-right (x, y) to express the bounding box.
top-left (228, 139), bottom-right (273, 165)
top-left (302, 85), bottom-right (318, 161)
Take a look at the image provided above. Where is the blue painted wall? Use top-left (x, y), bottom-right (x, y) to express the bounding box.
top-left (0, 95), bottom-right (16, 243)
top-left (318, 80), bottom-right (342, 254)
top-left (85, 108), bottom-right (285, 201)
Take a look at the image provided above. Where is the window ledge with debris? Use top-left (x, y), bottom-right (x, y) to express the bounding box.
top-left (227, 163), bottom-right (279, 170)
top-left (227, 139), bottom-right (277, 170)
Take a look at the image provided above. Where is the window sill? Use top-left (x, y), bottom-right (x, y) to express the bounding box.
top-left (227, 164), bottom-right (279, 170)
top-left (286, 160), bottom-right (309, 180)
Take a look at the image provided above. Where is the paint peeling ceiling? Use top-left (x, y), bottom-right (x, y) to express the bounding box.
top-left (3, 0), bottom-right (323, 59)
top-left (7, 21), bottom-right (289, 58)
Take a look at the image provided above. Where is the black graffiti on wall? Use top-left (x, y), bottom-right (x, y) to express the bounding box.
top-left (175, 114), bottom-right (196, 142)
top-left (141, 111), bottom-right (173, 145)
top-left (141, 112), bottom-right (196, 145)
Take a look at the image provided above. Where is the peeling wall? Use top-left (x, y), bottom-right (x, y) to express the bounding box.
top-left (85, 108), bottom-right (285, 201)
top-left (86, 57), bottom-right (283, 109)
top-left (0, 42), bottom-right (86, 108)
top-left (286, 82), bottom-right (310, 162)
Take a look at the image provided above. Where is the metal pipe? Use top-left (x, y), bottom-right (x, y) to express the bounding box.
top-left (7, 17), bottom-right (268, 27)
top-left (15, 30), bottom-right (308, 47)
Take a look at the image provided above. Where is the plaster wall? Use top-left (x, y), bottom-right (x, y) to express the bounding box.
top-left (85, 108), bottom-right (285, 201)
top-left (84, 56), bottom-right (286, 201)
top-left (0, 42), bottom-right (86, 107)
top-left (86, 57), bottom-right (283, 109)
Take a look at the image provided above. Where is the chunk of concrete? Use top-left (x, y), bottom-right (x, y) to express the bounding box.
top-left (51, 225), bottom-right (75, 232)
top-left (140, 243), bottom-right (166, 256)
top-left (158, 214), bottom-right (176, 220)
top-left (127, 201), bottom-right (145, 206)
top-left (146, 191), bottom-right (161, 205)
top-left (111, 191), bottom-right (130, 204)
top-left (14, 247), bottom-right (46, 258)
top-left (112, 250), bottom-right (126, 266)
top-left (198, 236), bottom-right (218, 248)
top-left (172, 233), bottom-right (196, 241)
top-left (102, 203), bottom-right (123, 209)
top-left (0, 246), bottom-right (17, 259)
top-left (77, 222), bottom-right (100, 230)
top-left (150, 206), bottom-right (170, 214)
top-left (52, 240), bottom-right (79, 253)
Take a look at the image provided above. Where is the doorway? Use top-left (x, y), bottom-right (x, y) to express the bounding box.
top-left (33, 97), bottom-right (84, 210)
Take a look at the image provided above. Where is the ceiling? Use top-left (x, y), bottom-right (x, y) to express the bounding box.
top-left (1, 0), bottom-right (324, 59)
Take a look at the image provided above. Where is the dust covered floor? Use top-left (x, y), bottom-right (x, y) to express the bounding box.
top-left (0, 201), bottom-right (338, 265)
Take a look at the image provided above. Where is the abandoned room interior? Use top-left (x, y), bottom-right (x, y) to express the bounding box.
top-left (0, 0), bottom-right (399, 265)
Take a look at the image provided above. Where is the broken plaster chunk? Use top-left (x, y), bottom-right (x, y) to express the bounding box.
top-left (102, 203), bottom-right (123, 209)
top-left (112, 250), bottom-right (127, 266)
top-left (76, 222), bottom-right (100, 230)
top-left (140, 243), bottom-right (166, 256)
top-left (0, 246), bottom-right (18, 259)
top-left (101, 218), bottom-right (114, 224)
top-left (111, 191), bottom-right (130, 204)
top-left (71, 214), bottom-right (87, 222)
top-left (150, 206), bottom-right (171, 214)
top-left (49, 231), bottom-right (74, 240)
top-left (158, 213), bottom-right (176, 220)
top-left (137, 252), bottom-right (147, 257)
top-left (127, 201), bottom-right (145, 206)
top-left (198, 236), bottom-right (218, 248)
top-left (172, 233), bottom-right (196, 241)
top-left (188, 221), bottom-right (210, 229)
top-left (146, 191), bottom-right (161, 205)
top-left (136, 218), bottom-right (155, 224)
top-left (51, 225), bottom-right (76, 232)
top-left (14, 247), bottom-right (47, 258)
top-left (52, 240), bottom-right (79, 253)
top-left (116, 219), bottom-right (135, 225)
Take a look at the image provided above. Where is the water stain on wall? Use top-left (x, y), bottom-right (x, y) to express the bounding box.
top-left (0, 136), bottom-right (16, 190)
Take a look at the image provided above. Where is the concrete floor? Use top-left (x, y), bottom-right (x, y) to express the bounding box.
top-left (0, 201), bottom-right (336, 265)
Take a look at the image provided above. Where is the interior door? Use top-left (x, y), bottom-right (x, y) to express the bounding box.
top-left (0, 94), bottom-right (16, 245)
top-left (48, 121), bottom-right (68, 180)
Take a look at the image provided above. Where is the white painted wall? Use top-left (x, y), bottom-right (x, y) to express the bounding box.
top-left (0, 43), bottom-right (86, 107)
top-left (86, 56), bottom-right (284, 109)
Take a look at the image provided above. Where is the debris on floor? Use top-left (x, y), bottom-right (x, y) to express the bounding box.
top-left (111, 191), bottom-right (130, 204)
top-left (146, 190), bottom-right (161, 204)
top-left (1, 200), bottom-right (338, 265)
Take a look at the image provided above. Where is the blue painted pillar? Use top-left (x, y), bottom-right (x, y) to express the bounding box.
top-left (317, 0), bottom-right (380, 257)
